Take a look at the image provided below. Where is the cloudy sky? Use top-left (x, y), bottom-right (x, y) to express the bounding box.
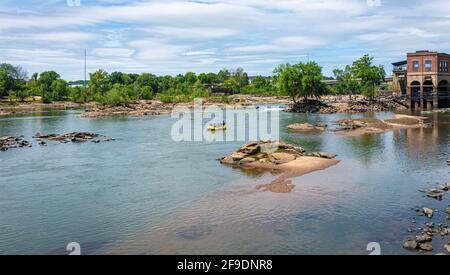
top-left (1, 0), bottom-right (450, 80)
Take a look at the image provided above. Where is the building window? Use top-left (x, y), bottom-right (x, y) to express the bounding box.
top-left (440, 61), bottom-right (449, 72)
top-left (424, 60), bottom-right (432, 72)
top-left (412, 60), bottom-right (419, 72)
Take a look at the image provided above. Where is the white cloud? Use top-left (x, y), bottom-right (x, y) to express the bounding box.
top-left (1, 0), bottom-right (450, 79)
top-left (93, 47), bottom-right (135, 58)
top-left (227, 35), bottom-right (328, 53)
top-left (182, 51), bottom-right (217, 56)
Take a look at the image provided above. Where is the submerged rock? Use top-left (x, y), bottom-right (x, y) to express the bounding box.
top-left (33, 132), bottom-right (113, 144)
top-left (0, 136), bottom-right (32, 151)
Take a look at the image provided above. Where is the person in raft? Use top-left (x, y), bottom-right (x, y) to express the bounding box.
top-left (209, 121), bottom-right (226, 128)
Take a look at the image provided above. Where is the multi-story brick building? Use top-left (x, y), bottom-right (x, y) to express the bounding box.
top-left (392, 50), bottom-right (450, 109)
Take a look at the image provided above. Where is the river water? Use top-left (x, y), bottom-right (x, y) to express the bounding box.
top-left (0, 107), bottom-right (448, 255)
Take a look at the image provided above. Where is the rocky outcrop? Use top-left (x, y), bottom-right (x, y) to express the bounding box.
top-left (0, 136), bottom-right (32, 151)
top-left (33, 132), bottom-right (113, 143)
top-left (285, 97), bottom-right (408, 114)
top-left (220, 141), bottom-right (317, 167)
top-left (403, 181), bottom-right (450, 253)
top-left (219, 141), bottom-right (339, 194)
top-left (335, 115), bottom-right (429, 136)
top-left (287, 123), bottom-right (328, 131)
top-left (79, 100), bottom-right (173, 118)
top-left (285, 100), bottom-right (337, 114)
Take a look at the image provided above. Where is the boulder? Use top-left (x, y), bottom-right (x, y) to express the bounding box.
top-left (220, 156), bottom-right (237, 165)
top-left (403, 239), bottom-right (418, 250)
top-left (287, 123), bottom-right (315, 131)
top-left (423, 208), bottom-right (434, 218)
top-left (440, 182), bottom-right (450, 191)
top-left (230, 152), bottom-right (247, 161)
top-left (318, 152), bottom-right (337, 159)
top-left (269, 152), bottom-right (296, 164)
top-left (415, 234), bottom-right (432, 243)
top-left (444, 243), bottom-right (450, 253)
top-left (419, 242), bottom-right (433, 251)
top-left (239, 157), bottom-right (257, 165)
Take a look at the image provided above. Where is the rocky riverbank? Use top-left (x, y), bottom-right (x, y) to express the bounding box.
top-left (79, 96), bottom-right (291, 118)
top-left (0, 108), bottom-right (10, 116)
top-left (219, 141), bottom-right (339, 193)
top-left (0, 102), bottom-right (84, 115)
top-left (403, 182), bottom-right (450, 254)
top-left (0, 132), bottom-right (113, 151)
top-left (78, 100), bottom-right (174, 118)
top-left (285, 96), bottom-right (409, 114)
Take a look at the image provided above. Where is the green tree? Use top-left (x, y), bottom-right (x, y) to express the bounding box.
top-left (350, 55), bottom-right (385, 99)
top-left (38, 71), bottom-right (61, 103)
top-left (251, 76), bottom-right (268, 89)
top-left (217, 69), bottom-right (230, 83)
top-left (110, 71), bottom-right (125, 85)
top-left (229, 67), bottom-right (249, 92)
top-left (278, 61), bottom-right (326, 103)
top-left (184, 72), bottom-right (197, 85)
top-left (0, 63), bottom-right (28, 98)
top-left (89, 70), bottom-right (110, 98)
top-left (51, 79), bottom-right (68, 101)
top-left (278, 64), bottom-right (303, 103)
top-left (300, 61), bottom-right (327, 101)
top-left (136, 73), bottom-right (158, 93)
top-left (333, 65), bottom-right (360, 100)
top-left (0, 70), bottom-right (14, 98)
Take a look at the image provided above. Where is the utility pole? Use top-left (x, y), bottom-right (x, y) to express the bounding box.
top-left (84, 48), bottom-right (87, 88)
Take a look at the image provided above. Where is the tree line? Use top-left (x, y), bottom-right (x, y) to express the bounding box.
top-left (0, 55), bottom-right (386, 105)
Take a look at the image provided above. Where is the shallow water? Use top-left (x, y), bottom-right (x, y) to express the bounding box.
top-left (0, 108), bottom-right (448, 255)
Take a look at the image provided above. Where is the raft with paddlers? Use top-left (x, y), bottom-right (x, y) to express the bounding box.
top-left (207, 121), bottom-right (227, 131)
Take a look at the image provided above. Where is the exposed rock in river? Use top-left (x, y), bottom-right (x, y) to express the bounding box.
top-left (0, 136), bottom-right (32, 151)
top-left (285, 97), bottom-right (408, 114)
top-left (79, 100), bottom-right (173, 118)
top-left (220, 141), bottom-right (339, 193)
top-left (33, 132), bottom-right (113, 144)
top-left (423, 208), bottom-right (434, 218)
top-left (335, 115), bottom-right (429, 137)
top-left (287, 123), bottom-right (328, 131)
top-left (285, 100), bottom-right (337, 114)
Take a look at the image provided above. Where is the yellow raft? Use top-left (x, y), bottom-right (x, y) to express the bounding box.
top-left (207, 125), bottom-right (227, 131)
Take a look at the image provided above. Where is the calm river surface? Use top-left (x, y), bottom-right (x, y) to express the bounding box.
top-left (0, 107), bottom-right (448, 255)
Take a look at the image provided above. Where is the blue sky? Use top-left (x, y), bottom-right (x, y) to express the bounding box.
top-left (1, 0), bottom-right (450, 80)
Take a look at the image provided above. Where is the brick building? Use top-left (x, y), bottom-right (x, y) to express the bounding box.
top-left (392, 50), bottom-right (450, 109)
